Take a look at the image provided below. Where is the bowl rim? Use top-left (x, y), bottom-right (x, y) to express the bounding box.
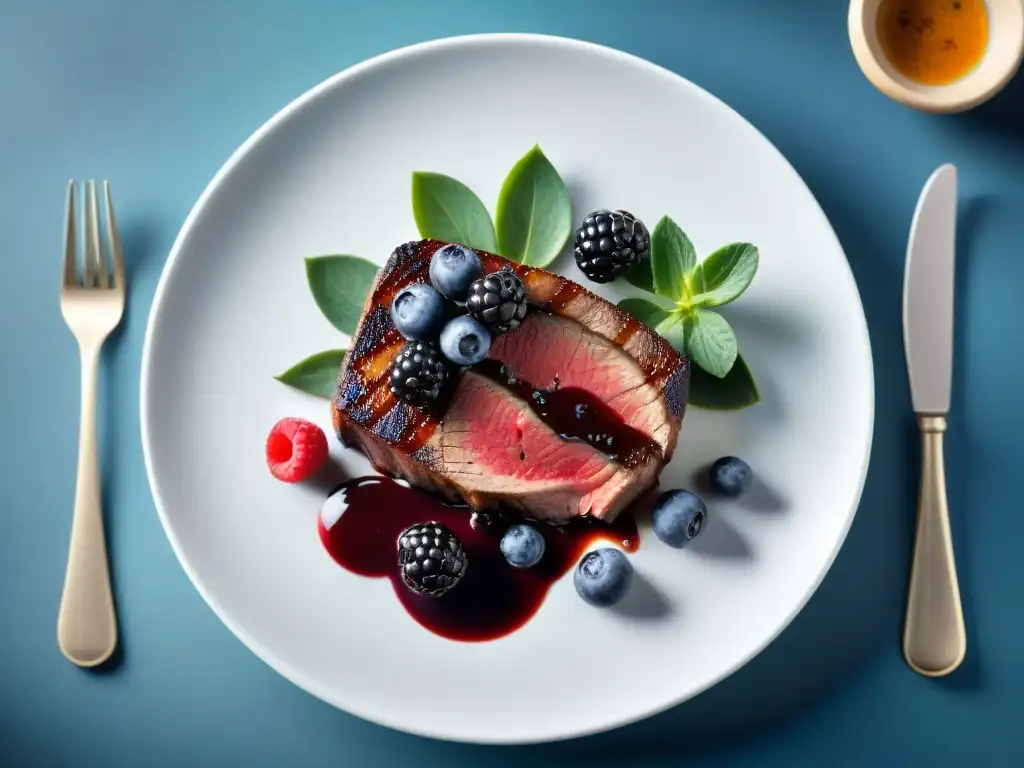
top-left (848, 0), bottom-right (1024, 113)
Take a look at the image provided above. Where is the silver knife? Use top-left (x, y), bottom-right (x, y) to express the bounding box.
top-left (902, 163), bottom-right (966, 677)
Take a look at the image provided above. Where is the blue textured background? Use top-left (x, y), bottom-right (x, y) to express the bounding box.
top-left (2, 0), bottom-right (1022, 764)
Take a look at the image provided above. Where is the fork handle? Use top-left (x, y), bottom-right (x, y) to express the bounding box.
top-left (57, 343), bottom-right (117, 667)
top-left (902, 415), bottom-right (966, 677)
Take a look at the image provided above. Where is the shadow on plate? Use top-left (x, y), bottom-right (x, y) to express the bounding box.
top-left (613, 572), bottom-right (674, 621)
top-left (737, 477), bottom-right (788, 515)
top-left (308, 458), bottom-right (351, 499)
top-left (725, 303), bottom-right (812, 350)
top-left (687, 513), bottom-right (753, 561)
top-left (693, 466), bottom-right (789, 516)
top-left (562, 176), bottom-right (592, 222)
top-left (719, 310), bottom-right (794, 426)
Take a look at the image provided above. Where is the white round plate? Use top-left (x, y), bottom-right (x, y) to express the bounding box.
top-left (141, 34), bottom-right (873, 744)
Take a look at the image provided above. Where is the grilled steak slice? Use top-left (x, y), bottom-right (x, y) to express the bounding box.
top-left (332, 240), bottom-right (690, 522)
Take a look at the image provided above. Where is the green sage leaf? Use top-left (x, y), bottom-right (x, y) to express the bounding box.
top-left (494, 145), bottom-right (572, 267)
top-left (651, 216), bottom-right (697, 301)
top-left (411, 172), bottom-right (497, 252)
top-left (687, 262), bottom-right (706, 296)
top-left (682, 309), bottom-right (738, 378)
top-left (653, 310), bottom-right (689, 353)
top-left (690, 243), bottom-right (759, 308)
top-left (275, 349), bottom-right (347, 399)
top-left (617, 297), bottom-right (670, 328)
top-left (305, 255), bottom-right (378, 336)
top-left (687, 352), bottom-right (760, 410)
top-left (637, 304), bottom-right (756, 407)
top-left (624, 256), bottom-right (655, 293)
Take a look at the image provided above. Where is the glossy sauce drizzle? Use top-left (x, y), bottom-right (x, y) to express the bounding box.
top-left (319, 476), bottom-right (639, 642)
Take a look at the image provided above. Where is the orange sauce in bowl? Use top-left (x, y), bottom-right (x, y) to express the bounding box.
top-left (876, 0), bottom-right (990, 85)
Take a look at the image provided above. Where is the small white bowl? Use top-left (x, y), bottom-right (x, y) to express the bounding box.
top-left (849, 0), bottom-right (1024, 113)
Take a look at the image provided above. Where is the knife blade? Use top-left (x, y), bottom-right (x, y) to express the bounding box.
top-left (903, 163), bottom-right (957, 415)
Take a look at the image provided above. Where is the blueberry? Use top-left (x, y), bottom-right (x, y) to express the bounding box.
top-left (573, 548), bottom-right (633, 607)
top-left (439, 315), bottom-right (491, 366)
top-left (390, 283), bottom-right (447, 341)
top-left (709, 456), bottom-right (752, 497)
top-left (500, 524), bottom-right (546, 569)
top-left (652, 489), bottom-right (707, 548)
top-left (430, 244), bottom-right (483, 302)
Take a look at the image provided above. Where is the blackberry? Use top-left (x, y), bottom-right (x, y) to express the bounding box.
top-left (397, 522), bottom-right (468, 597)
top-left (389, 341), bottom-right (450, 408)
top-left (573, 209), bottom-right (650, 283)
top-left (465, 269), bottom-right (528, 335)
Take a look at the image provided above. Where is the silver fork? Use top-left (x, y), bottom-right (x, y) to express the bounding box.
top-left (57, 180), bottom-right (125, 667)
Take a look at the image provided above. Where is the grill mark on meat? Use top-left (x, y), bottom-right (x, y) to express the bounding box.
top-left (613, 314), bottom-right (643, 346)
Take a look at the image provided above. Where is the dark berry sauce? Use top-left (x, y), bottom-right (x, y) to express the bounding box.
top-left (318, 476), bottom-right (639, 642)
top-left (474, 359), bottom-right (661, 469)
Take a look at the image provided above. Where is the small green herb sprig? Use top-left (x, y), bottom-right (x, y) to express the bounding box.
top-left (276, 145), bottom-right (758, 410)
top-left (617, 217), bottom-right (760, 410)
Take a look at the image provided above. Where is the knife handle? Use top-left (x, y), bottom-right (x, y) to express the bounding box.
top-left (903, 415), bottom-right (966, 677)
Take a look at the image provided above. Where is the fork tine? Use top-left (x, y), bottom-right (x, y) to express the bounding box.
top-left (85, 180), bottom-right (107, 288)
top-left (82, 181), bottom-right (97, 287)
top-left (63, 180), bottom-right (78, 287)
top-left (104, 181), bottom-right (125, 290)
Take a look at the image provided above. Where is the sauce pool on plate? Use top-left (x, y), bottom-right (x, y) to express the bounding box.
top-left (318, 475), bottom-right (640, 642)
top-left (876, 0), bottom-right (990, 85)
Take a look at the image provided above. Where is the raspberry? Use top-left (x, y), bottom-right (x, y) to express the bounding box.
top-left (266, 417), bottom-right (329, 483)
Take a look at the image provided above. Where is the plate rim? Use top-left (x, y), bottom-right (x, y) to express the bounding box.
top-left (140, 31), bottom-right (875, 744)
